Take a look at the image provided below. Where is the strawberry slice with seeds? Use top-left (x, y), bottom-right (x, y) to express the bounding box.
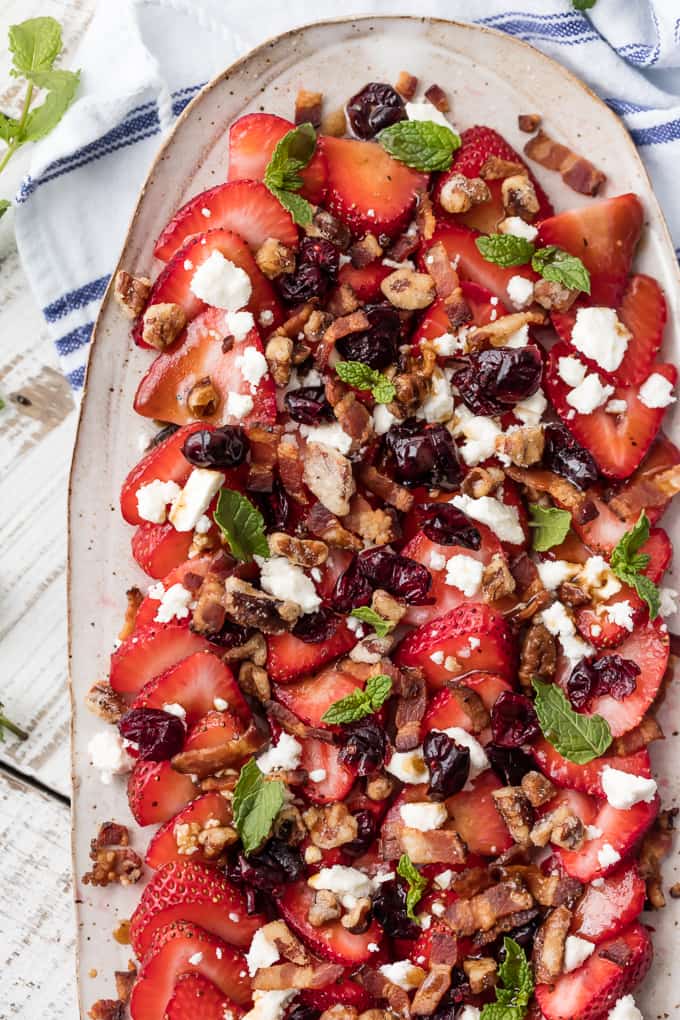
top-left (337, 261), bottom-right (392, 301)
top-left (445, 771), bottom-right (514, 857)
top-left (395, 603), bottom-right (516, 687)
top-left (320, 135), bottom-right (428, 238)
top-left (154, 180), bottom-right (298, 262)
top-left (537, 193), bottom-right (643, 282)
top-left (134, 556), bottom-right (214, 630)
top-left (422, 673), bottom-right (513, 737)
top-left (530, 738), bottom-right (652, 798)
top-left (133, 229), bottom-right (283, 348)
top-left (127, 760), bottom-right (199, 826)
top-left (228, 112), bottom-right (328, 203)
top-left (183, 709), bottom-right (243, 750)
top-left (607, 433), bottom-right (680, 526)
top-left (120, 423), bottom-right (209, 525)
top-left (300, 978), bottom-right (374, 1013)
top-left (274, 667), bottom-right (364, 726)
top-left (165, 973), bottom-right (244, 1020)
top-left (555, 792), bottom-right (658, 883)
top-left (421, 223), bottom-right (537, 305)
top-left (544, 341), bottom-right (676, 479)
top-left (132, 651), bottom-right (250, 724)
top-left (145, 792), bottom-right (232, 869)
top-left (131, 522), bottom-right (196, 579)
top-left (277, 880), bottom-right (383, 964)
top-left (535, 922), bottom-right (652, 1020)
top-left (413, 280), bottom-right (504, 349)
top-left (267, 620), bottom-right (358, 683)
top-left (130, 859), bottom-right (264, 958)
top-left (571, 863), bottom-right (646, 944)
top-left (299, 737), bottom-right (356, 805)
top-left (110, 625), bottom-right (217, 698)
top-left (129, 920), bottom-right (251, 1020)
top-left (135, 309), bottom-right (276, 427)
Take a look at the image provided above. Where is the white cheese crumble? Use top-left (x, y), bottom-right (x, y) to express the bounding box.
top-left (540, 600), bottom-right (594, 665)
top-left (136, 479), bottom-right (182, 524)
top-left (257, 732), bottom-right (302, 774)
top-left (227, 391), bottom-right (254, 418)
top-left (308, 865), bottom-right (373, 908)
top-left (417, 368), bottom-right (454, 423)
top-left (659, 587), bottom-right (679, 616)
top-left (399, 801), bottom-right (449, 831)
top-left (536, 559), bottom-right (576, 591)
top-left (87, 730), bottom-right (131, 785)
top-left (236, 344), bottom-right (269, 389)
top-left (258, 556), bottom-right (322, 614)
top-left (570, 307), bottom-right (631, 373)
top-left (514, 387), bottom-right (547, 425)
top-left (259, 308), bottom-right (274, 327)
top-left (566, 374), bottom-right (614, 415)
top-left (309, 768), bottom-right (327, 783)
top-left (607, 995), bottom-right (642, 1020)
top-left (437, 727), bottom-right (489, 782)
top-left (435, 869), bottom-right (453, 890)
top-left (169, 468), bottom-right (225, 532)
top-left (596, 843), bottom-right (621, 869)
top-left (429, 551), bottom-right (447, 572)
top-left (500, 217), bottom-right (538, 241)
top-left (504, 323), bottom-right (530, 348)
top-left (431, 332), bottom-right (460, 357)
top-left (190, 250), bottom-right (252, 310)
top-left (379, 960), bottom-right (425, 990)
top-left (299, 421), bottom-right (353, 455)
top-left (195, 514), bottom-right (212, 535)
top-left (638, 371), bottom-right (676, 408)
top-left (604, 599), bottom-right (635, 631)
top-left (246, 927), bottom-right (280, 976)
top-left (154, 583), bottom-right (193, 623)
top-left (226, 309), bottom-right (255, 342)
top-left (373, 403), bottom-right (399, 436)
top-left (600, 766), bottom-right (657, 809)
top-left (386, 747), bottom-right (430, 784)
top-left (405, 100), bottom-right (452, 129)
top-left (444, 554), bottom-right (484, 596)
top-left (214, 697), bottom-right (229, 711)
top-left (507, 274), bottom-right (534, 308)
top-left (563, 935), bottom-right (595, 973)
top-left (162, 702), bottom-right (186, 720)
top-left (243, 990), bottom-right (298, 1020)
top-left (457, 1009), bottom-right (482, 1020)
top-left (581, 555), bottom-right (622, 599)
top-left (605, 399), bottom-right (627, 415)
top-left (453, 408), bottom-right (502, 466)
top-left (558, 355), bottom-right (588, 388)
top-left (451, 493), bottom-right (523, 545)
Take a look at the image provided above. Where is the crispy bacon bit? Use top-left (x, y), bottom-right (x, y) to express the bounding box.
top-left (306, 207), bottom-right (352, 250)
top-left (416, 190), bottom-right (437, 242)
top-left (254, 961), bottom-right (344, 991)
top-left (277, 435), bottom-right (309, 505)
top-left (334, 392), bottom-right (374, 452)
top-left (266, 699), bottom-right (334, 744)
top-left (295, 89), bottom-right (323, 128)
top-left (244, 424), bottom-right (280, 492)
top-left (611, 716), bottom-right (663, 756)
top-left (324, 310), bottom-right (371, 343)
top-left (424, 241), bottom-right (465, 303)
top-left (268, 532), bottom-right (328, 567)
top-left (384, 823), bottom-right (466, 865)
top-left (495, 426), bottom-right (545, 468)
top-left (327, 283), bottom-right (361, 317)
top-left (142, 302), bottom-right (186, 350)
top-left (305, 501), bottom-right (363, 551)
top-left (192, 572), bottom-right (227, 637)
top-left (380, 268), bottom-right (436, 311)
top-left (238, 661), bottom-right (271, 703)
top-left (114, 270), bottom-right (151, 319)
top-left (524, 130), bottom-right (606, 196)
top-left (639, 811), bottom-right (674, 909)
top-left (479, 155), bottom-right (526, 180)
top-left (446, 684), bottom-right (490, 734)
top-left (411, 962), bottom-right (453, 1015)
top-left (518, 113), bottom-right (541, 133)
top-left (463, 957), bottom-right (498, 994)
top-left (114, 968), bottom-right (137, 1004)
top-left (394, 668), bottom-right (427, 751)
top-left (395, 70), bottom-right (418, 99)
top-left (351, 232), bottom-right (384, 268)
top-left (171, 723), bottom-right (265, 777)
top-left (482, 554), bottom-right (517, 602)
top-left (438, 173), bottom-right (491, 215)
top-left (303, 441), bottom-right (356, 516)
top-left (526, 870), bottom-right (583, 909)
top-left (83, 823), bottom-right (143, 888)
top-left (85, 680), bottom-right (127, 724)
top-left (359, 969), bottom-right (415, 1016)
top-left (261, 920), bottom-right (309, 964)
top-left (223, 576), bottom-right (300, 633)
top-left (424, 83), bottom-right (449, 112)
top-left (533, 904), bottom-right (572, 983)
top-left (505, 465), bottom-right (585, 515)
top-left (359, 465), bottom-right (414, 512)
top-left (609, 464), bottom-right (680, 521)
top-left (533, 278), bottom-right (579, 313)
top-left (304, 803), bottom-right (359, 849)
top-left (387, 229), bottom-right (420, 264)
top-left (88, 1001), bottom-right (125, 1020)
top-left (320, 107), bottom-right (347, 137)
top-left (446, 879), bottom-right (534, 935)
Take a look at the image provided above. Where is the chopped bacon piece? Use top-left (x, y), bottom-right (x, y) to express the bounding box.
top-left (424, 83), bottom-right (449, 112)
top-left (395, 70), bottom-right (418, 99)
top-left (295, 89), bottom-right (323, 128)
top-left (524, 129), bottom-right (606, 196)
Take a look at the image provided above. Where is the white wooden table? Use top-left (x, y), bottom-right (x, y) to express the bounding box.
top-left (1, 3), bottom-right (94, 1015)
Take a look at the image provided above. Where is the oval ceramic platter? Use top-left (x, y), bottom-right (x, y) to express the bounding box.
top-left (69, 14), bottom-right (680, 1017)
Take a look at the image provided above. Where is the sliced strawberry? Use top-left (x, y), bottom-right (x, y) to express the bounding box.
top-left (544, 341), bottom-right (676, 479)
top-left (145, 792), bottom-right (232, 869)
top-left (408, 919), bottom-right (460, 969)
top-left (337, 260), bottom-right (392, 301)
top-left (421, 223), bottom-right (536, 305)
top-left (131, 522), bottom-right (195, 579)
top-left (110, 625), bottom-right (217, 697)
top-left (320, 136), bottom-right (428, 237)
top-left (395, 603), bottom-right (516, 687)
top-left (607, 433), bottom-right (680, 526)
top-left (571, 863), bottom-right (646, 944)
top-left (535, 922), bottom-right (652, 1020)
top-left (135, 310), bottom-right (277, 427)
top-left (300, 978), bottom-right (373, 1012)
top-left (120, 423), bottom-right (208, 525)
top-left (574, 586), bottom-right (647, 651)
top-left (154, 180), bottom-right (298, 261)
top-left (445, 770), bottom-right (514, 857)
top-left (130, 859), bottom-right (264, 958)
top-left (129, 921), bottom-right (251, 1020)
top-left (435, 124), bottom-right (553, 232)
top-left (133, 229), bottom-right (283, 348)
top-left (530, 738), bottom-right (652, 798)
top-left (134, 556), bottom-right (214, 629)
top-left (413, 280), bottom-right (503, 349)
top-left (299, 737), bottom-right (356, 804)
top-left (228, 112), bottom-right (327, 203)
top-left (267, 620), bottom-right (358, 683)
top-left (556, 794), bottom-right (658, 883)
top-left (127, 760), bottom-right (198, 826)
top-left (422, 673), bottom-right (513, 736)
top-left (274, 667), bottom-right (364, 726)
top-left (183, 709), bottom-right (243, 749)
top-left (131, 651), bottom-right (250, 723)
top-left (278, 880), bottom-right (383, 964)
top-left (165, 973), bottom-right (244, 1020)
top-left (537, 193), bottom-right (643, 282)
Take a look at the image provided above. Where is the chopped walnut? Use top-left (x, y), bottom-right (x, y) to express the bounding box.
top-left (533, 905), bottom-right (572, 983)
top-left (463, 957), bottom-right (497, 994)
top-left (523, 870), bottom-right (582, 909)
top-left (380, 268), bottom-right (436, 310)
top-left (191, 573), bottom-right (227, 637)
top-left (533, 278), bottom-right (579, 313)
top-left (88, 1001), bottom-right (125, 1020)
top-left (141, 302), bottom-right (186, 350)
top-left (114, 270), bottom-right (151, 319)
top-left (521, 771), bottom-right (556, 808)
top-left (321, 1006), bottom-right (358, 1020)
top-left (275, 302), bottom-right (317, 340)
top-left (238, 660), bottom-right (271, 702)
top-left (304, 802), bottom-right (359, 849)
top-left (391, 370), bottom-right (430, 416)
top-left (265, 333), bottom-right (294, 387)
top-left (304, 309), bottom-right (335, 345)
top-left (351, 232), bottom-right (383, 268)
top-left (495, 426), bottom-right (545, 468)
top-left (492, 787), bottom-right (534, 847)
top-left (85, 680), bottom-right (127, 725)
top-left (501, 174), bottom-right (540, 221)
top-left (518, 113), bottom-right (541, 133)
top-left (424, 83), bottom-right (449, 112)
top-left (327, 283), bottom-right (361, 318)
top-left (269, 532), bottom-right (328, 567)
top-left (320, 107), bottom-right (347, 137)
top-left (273, 805), bottom-right (307, 846)
top-left (308, 889), bottom-right (342, 927)
top-left (303, 441), bottom-right (356, 516)
top-left (343, 505), bottom-right (398, 547)
top-left (256, 237), bottom-right (296, 279)
top-left (530, 805), bottom-right (584, 850)
top-left (519, 621), bottom-right (556, 690)
top-left (439, 173), bottom-right (491, 215)
top-left (558, 581), bottom-right (590, 608)
top-left (222, 631), bottom-right (267, 667)
top-left (295, 88), bottom-right (322, 127)
top-left (461, 465), bottom-right (505, 499)
top-left (223, 576), bottom-right (300, 633)
top-left (305, 845), bottom-right (323, 865)
top-left (187, 377), bottom-right (219, 418)
top-left (395, 70), bottom-right (418, 99)
top-left (482, 554), bottom-right (517, 602)
top-left (175, 817), bottom-right (238, 858)
top-left (372, 589), bottom-right (406, 627)
top-left (469, 309), bottom-right (546, 348)
top-left (342, 897), bottom-right (372, 933)
top-left (83, 822), bottom-right (143, 888)
top-left (118, 587), bottom-right (143, 641)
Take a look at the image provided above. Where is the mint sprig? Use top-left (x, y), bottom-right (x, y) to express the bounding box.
top-left (263, 122), bottom-right (316, 226)
top-left (335, 360), bottom-right (396, 404)
top-left (213, 488), bottom-right (270, 562)
top-left (529, 504), bottom-right (572, 552)
top-left (476, 234), bottom-right (535, 268)
top-left (377, 120), bottom-right (461, 172)
top-left (321, 674), bottom-right (393, 725)
top-left (350, 606), bottom-right (395, 638)
top-left (610, 512), bottom-right (660, 619)
top-left (232, 758), bottom-right (285, 855)
top-left (531, 245), bottom-right (591, 295)
top-left (397, 853), bottom-right (428, 922)
top-left (481, 938), bottom-right (534, 1020)
top-left (533, 678), bottom-right (612, 764)
top-left (0, 701), bottom-right (29, 742)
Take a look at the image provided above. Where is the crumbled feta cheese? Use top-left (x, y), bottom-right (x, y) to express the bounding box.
top-left (136, 479), bottom-right (182, 524)
top-left (386, 747), bottom-right (430, 784)
top-left (243, 990), bottom-right (298, 1020)
top-left (87, 730), bottom-right (131, 784)
top-left (154, 583), bottom-right (193, 623)
top-left (571, 307), bottom-right (631, 373)
top-left (188, 951), bottom-right (203, 965)
top-left (558, 355), bottom-right (588, 388)
top-left (540, 600), bottom-right (594, 664)
top-left (604, 599), bottom-right (635, 631)
top-left (504, 323), bottom-right (530, 348)
top-left (659, 587), bottom-right (679, 616)
top-left (431, 332), bottom-right (459, 356)
top-left (638, 372), bottom-right (676, 409)
top-left (607, 995), bottom-right (643, 1020)
top-left (227, 391), bottom-right (254, 417)
top-left (214, 697), bottom-right (229, 711)
top-left (236, 344), bottom-right (269, 389)
top-left (514, 387), bottom-right (547, 425)
top-left (195, 514), bottom-right (212, 535)
top-left (453, 409), bottom-right (502, 466)
top-left (308, 865), bottom-right (374, 907)
top-left (596, 843), bottom-right (621, 869)
top-left (162, 701), bottom-right (186, 720)
top-left (430, 551), bottom-right (447, 572)
top-left (537, 559), bottom-right (576, 591)
top-left (226, 310), bottom-right (256, 342)
top-left (605, 399), bottom-right (627, 415)
top-left (379, 960), bottom-right (425, 990)
top-left (444, 554), bottom-right (484, 596)
top-left (600, 766), bottom-right (657, 809)
top-left (259, 308), bottom-right (274, 327)
top-left (581, 555), bottom-right (622, 599)
top-left (382, 257), bottom-right (416, 270)
top-left (417, 369), bottom-right (454, 423)
top-left (451, 493), bottom-right (524, 545)
top-left (299, 421), bottom-right (353, 455)
top-left (368, 942), bottom-right (380, 953)
top-left (563, 935), bottom-right (595, 973)
top-left (258, 556), bottom-right (321, 614)
top-left (586, 825), bottom-right (603, 841)
top-left (567, 374), bottom-right (614, 415)
top-left (257, 732), bottom-right (302, 774)
top-left (246, 928), bottom-right (280, 976)
top-left (309, 768), bottom-right (327, 783)
top-left (457, 1008), bottom-right (482, 1020)
top-left (500, 217), bottom-right (538, 241)
top-left (372, 403), bottom-right (399, 436)
top-left (399, 802), bottom-right (448, 831)
top-left (437, 727), bottom-right (489, 782)
top-left (507, 274), bottom-right (534, 308)
top-left (148, 581), bottom-right (165, 599)
top-left (435, 870), bottom-right (453, 890)
top-left (169, 468), bottom-right (226, 532)
top-left (190, 250), bottom-right (252, 310)
top-left (431, 901), bottom-right (446, 916)
top-left (444, 655), bottom-right (458, 671)
top-left (405, 100), bottom-right (452, 129)
top-left (430, 650), bottom-right (445, 664)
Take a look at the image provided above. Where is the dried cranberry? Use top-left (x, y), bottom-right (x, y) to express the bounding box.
top-left (487, 744), bottom-right (535, 786)
top-left (286, 1006), bottom-right (320, 1020)
top-left (118, 708), bottom-right (185, 761)
top-left (285, 386), bottom-right (334, 425)
top-left (256, 475), bottom-right (291, 531)
top-left (292, 608), bottom-right (340, 644)
top-left (490, 691), bottom-right (540, 748)
top-left (232, 839), bottom-right (305, 894)
top-left (347, 82), bottom-right (407, 139)
top-left (454, 346), bottom-right (543, 415)
top-left (343, 810), bottom-right (377, 858)
top-left (338, 718), bottom-right (386, 775)
top-left (330, 556), bottom-right (373, 614)
top-left (507, 912), bottom-right (542, 953)
top-left (543, 423), bottom-right (599, 491)
top-left (429, 425), bottom-right (464, 490)
top-left (384, 420), bottom-right (462, 491)
top-left (371, 879), bottom-right (419, 938)
top-left (431, 976), bottom-right (474, 1017)
top-left (566, 655), bottom-right (639, 710)
top-left (336, 303), bottom-right (401, 370)
top-left (423, 731), bottom-right (470, 800)
top-left (358, 547), bottom-right (433, 604)
top-left (208, 618), bottom-right (252, 650)
top-left (416, 503), bottom-right (481, 547)
top-left (182, 425), bottom-right (249, 469)
top-left (299, 237), bottom-right (339, 280)
top-left (278, 263), bottom-right (328, 304)
top-left (150, 423), bottom-right (179, 448)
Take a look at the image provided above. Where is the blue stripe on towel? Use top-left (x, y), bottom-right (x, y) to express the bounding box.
top-left (44, 275), bottom-right (110, 322)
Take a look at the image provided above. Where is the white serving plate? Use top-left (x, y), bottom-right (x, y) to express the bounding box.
top-left (69, 15), bottom-right (680, 1017)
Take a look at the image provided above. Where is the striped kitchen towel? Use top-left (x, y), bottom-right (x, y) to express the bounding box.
top-left (13, 0), bottom-right (680, 392)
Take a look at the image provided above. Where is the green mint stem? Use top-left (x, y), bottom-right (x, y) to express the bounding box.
top-left (0, 710), bottom-right (29, 741)
top-left (0, 80), bottom-right (34, 176)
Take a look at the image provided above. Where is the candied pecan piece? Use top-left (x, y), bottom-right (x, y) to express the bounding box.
top-left (187, 377), bottom-right (219, 418)
top-left (367, 773), bottom-right (396, 801)
top-left (256, 237), bottom-right (296, 279)
top-left (394, 667), bottom-right (427, 752)
top-left (533, 904), bottom-right (572, 983)
top-left (295, 88), bottom-right (323, 127)
top-left (372, 589), bottom-right (407, 627)
top-left (492, 787), bottom-right (534, 847)
top-left (114, 968), bottom-right (137, 1004)
top-left (238, 660), bottom-right (271, 703)
top-left (530, 804), bottom-right (584, 850)
top-left (482, 554), bottom-right (517, 602)
top-left (518, 113), bottom-right (541, 133)
top-left (533, 278), bottom-right (579, 313)
top-left (85, 681), bottom-right (127, 724)
top-left (268, 532), bottom-right (328, 567)
top-left (223, 632), bottom-right (267, 667)
top-left (395, 70), bottom-right (418, 99)
top-left (439, 173), bottom-right (490, 215)
top-left (223, 576), bottom-right (300, 633)
top-left (118, 587), bottom-right (143, 641)
top-left (480, 155), bottom-right (526, 180)
top-left (191, 572), bottom-right (227, 637)
top-left (446, 685), bottom-right (490, 734)
top-left (639, 813), bottom-right (674, 909)
top-left (611, 716), bottom-right (663, 756)
top-left (141, 302), bottom-right (186, 350)
top-left (306, 207), bottom-right (351, 249)
top-left (304, 309), bottom-right (334, 345)
top-left (308, 889), bottom-right (342, 927)
top-left (461, 465), bottom-right (505, 499)
top-left (521, 771), bottom-right (556, 808)
top-left (351, 232), bottom-right (383, 268)
top-left (495, 425), bottom-right (545, 468)
top-left (265, 334), bottom-right (294, 387)
top-left (380, 268), bottom-right (436, 310)
top-left (114, 270), bottom-right (151, 319)
top-left (502, 174), bottom-right (540, 220)
top-left (359, 465), bottom-right (414, 512)
top-left (519, 620), bottom-right (556, 689)
top-left (320, 107), bottom-right (347, 137)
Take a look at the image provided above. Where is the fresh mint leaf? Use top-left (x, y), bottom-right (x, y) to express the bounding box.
top-left (264, 123), bottom-right (317, 221)
top-left (397, 853), bottom-right (428, 922)
top-left (350, 606), bottom-right (395, 638)
top-left (481, 938), bottom-right (533, 1020)
top-left (0, 114), bottom-right (21, 144)
top-left (377, 120), bottom-right (461, 172)
top-left (531, 245), bottom-right (591, 295)
top-left (476, 233), bottom-right (535, 268)
top-left (9, 16), bottom-right (62, 75)
top-left (529, 504), bottom-right (572, 552)
top-left (572, 0), bottom-right (596, 10)
top-left (610, 512), bottom-right (659, 618)
top-left (321, 673), bottom-right (393, 725)
top-left (533, 678), bottom-right (612, 764)
top-left (268, 185), bottom-right (314, 226)
top-left (335, 360), bottom-right (396, 404)
top-left (233, 758), bottom-right (285, 855)
top-left (0, 199), bottom-right (10, 220)
top-left (22, 68), bottom-right (80, 143)
top-left (213, 488), bottom-right (270, 562)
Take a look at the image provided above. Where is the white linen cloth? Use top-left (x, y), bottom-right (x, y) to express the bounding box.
top-left (12, 0), bottom-right (680, 391)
